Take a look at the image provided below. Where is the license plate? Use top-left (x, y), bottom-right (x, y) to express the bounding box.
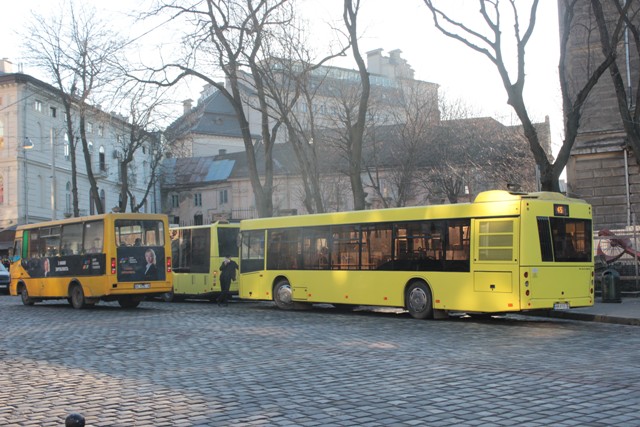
top-left (134, 283), bottom-right (150, 289)
top-left (553, 302), bottom-right (569, 310)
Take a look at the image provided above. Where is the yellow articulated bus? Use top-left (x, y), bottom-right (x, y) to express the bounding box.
top-left (166, 222), bottom-right (240, 302)
top-left (10, 213), bottom-right (172, 309)
top-left (239, 190), bottom-right (594, 319)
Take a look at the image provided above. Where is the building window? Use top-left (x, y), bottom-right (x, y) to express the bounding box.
top-left (220, 189), bottom-right (228, 205)
top-left (194, 193), bottom-right (202, 206)
top-left (34, 100), bottom-right (43, 112)
top-left (88, 141), bottom-right (93, 153)
top-left (0, 175), bottom-right (4, 204)
top-left (194, 214), bottom-right (203, 225)
top-left (87, 122), bottom-right (93, 133)
top-left (65, 182), bottom-right (72, 215)
top-left (49, 106), bottom-right (57, 118)
top-left (64, 134), bottom-right (70, 160)
top-left (98, 125), bottom-right (104, 137)
top-left (99, 146), bottom-right (106, 171)
top-left (171, 194), bottom-right (179, 208)
top-left (64, 112), bottom-right (69, 123)
top-left (100, 189), bottom-right (106, 212)
top-left (0, 120), bottom-right (4, 149)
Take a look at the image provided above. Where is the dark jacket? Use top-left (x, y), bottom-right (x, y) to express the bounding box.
top-left (219, 259), bottom-right (238, 281)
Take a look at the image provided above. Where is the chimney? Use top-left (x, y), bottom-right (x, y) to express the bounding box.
top-left (0, 58), bottom-right (14, 73)
top-left (183, 99), bottom-right (193, 115)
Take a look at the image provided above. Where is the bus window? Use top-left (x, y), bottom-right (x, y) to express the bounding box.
top-left (61, 223), bottom-right (83, 255)
top-left (268, 229), bottom-right (301, 270)
top-left (550, 218), bottom-right (592, 262)
top-left (361, 224), bottom-right (392, 270)
top-left (83, 221), bottom-right (104, 254)
top-left (218, 227), bottom-right (239, 258)
top-left (331, 225), bottom-right (360, 270)
top-left (191, 228), bottom-right (210, 274)
top-left (241, 230), bottom-right (265, 273)
top-left (301, 226), bottom-right (329, 270)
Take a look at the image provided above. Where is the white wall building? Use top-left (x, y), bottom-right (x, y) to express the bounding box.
top-left (0, 59), bottom-right (158, 232)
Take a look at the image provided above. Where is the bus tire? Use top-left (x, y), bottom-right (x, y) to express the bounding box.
top-left (161, 291), bottom-right (175, 302)
top-left (118, 297), bottom-right (141, 309)
top-left (273, 280), bottom-right (294, 310)
top-left (20, 285), bottom-right (34, 306)
top-left (70, 284), bottom-right (87, 309)
top-left (405, 281), bottom-right (433, 320)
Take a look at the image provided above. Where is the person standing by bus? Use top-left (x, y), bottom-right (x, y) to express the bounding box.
top-left (217, 255), bottom-right (238, 306)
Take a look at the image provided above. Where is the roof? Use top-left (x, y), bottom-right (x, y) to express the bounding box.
top-left (165, 90), bottom-right (259, 140)
top-left (162, 157), bottom-right (235, 187)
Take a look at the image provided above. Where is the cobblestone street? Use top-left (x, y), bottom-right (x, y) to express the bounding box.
top-left (1, 295), bottom-right (639, 426)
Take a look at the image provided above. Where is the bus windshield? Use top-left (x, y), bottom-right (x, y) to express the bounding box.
top-left (116, 220), bottom-right (165, 247)
top-left (538, 217), bottom-right (592, 262)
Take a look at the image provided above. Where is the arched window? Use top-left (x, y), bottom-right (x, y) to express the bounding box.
top-left (64, 134), bottom-right (70, 160)
top-left (65, 181), bottom-right (71, 215)
top-left (38, 175), bottom-right (45, 207)
top-left (99, 145), bottom-right (106, 171)
top-left (100, 189), bottom-right (106, 212)
top-left (0, 120), bottom-right (4, 150)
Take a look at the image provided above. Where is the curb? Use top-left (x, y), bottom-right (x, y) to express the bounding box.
top-left (532, 309), bottom-right (640, 326)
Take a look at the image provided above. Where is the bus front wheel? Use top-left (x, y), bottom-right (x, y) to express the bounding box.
top-left (20, 285), bottom-right (34, 306)
top-left (70, 284), bottom-right (87, 309)
top-left (273, 280), bottom-right (294, 310)
top-left (406, 281), bottom-right (433, 320)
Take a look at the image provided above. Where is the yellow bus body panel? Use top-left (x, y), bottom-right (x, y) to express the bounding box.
top-left (239, 190), bottom-right (594, 314)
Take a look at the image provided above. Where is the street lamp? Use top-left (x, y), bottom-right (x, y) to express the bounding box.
top-left (22, 137), bottom-right (34, 224)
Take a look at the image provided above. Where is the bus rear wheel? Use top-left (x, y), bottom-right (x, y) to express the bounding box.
top-left (20, 285), bottom-right (34, 306)
top-left (70, 284), bottom-right (87, 309)
top-left (118, 297), bottom-right (141, 309)
top-left (161, 291), bottom-right (175, 302)
top-left (406, 281), bottom-right (433, 320)
top-left (273, 280), bottom-right (294, 310)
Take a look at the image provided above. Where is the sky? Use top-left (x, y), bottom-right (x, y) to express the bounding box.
top-left (0, 0), bottom-right (562, 150)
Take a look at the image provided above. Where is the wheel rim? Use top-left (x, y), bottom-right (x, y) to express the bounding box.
top-left (21, 287), bottom-right (29, 303)
top-left (276, 283), bottom-right (292, 305)
top-left (408, 287), bottom-right (428, 313)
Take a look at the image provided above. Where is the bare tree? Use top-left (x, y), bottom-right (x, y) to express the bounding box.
top-left (423, 0), bottom-right (627, 192)
top-left (364, 80), bottom-right (440, 208)
top-left (249, 13), bottom-right (349, 214)
top-left (136, 0), bottom-right (296, 218)
top-left (107, 83), bottom-right (171, 213)
top-left (342, 0), bottom-right (370, 210)
top-left (23, 1), bottom-right (125, 215)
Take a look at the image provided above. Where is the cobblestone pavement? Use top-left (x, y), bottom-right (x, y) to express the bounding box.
top-left (1, 295), bottom-right (639, 426)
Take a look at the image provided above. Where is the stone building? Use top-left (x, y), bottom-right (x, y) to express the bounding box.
top-left (562, 2), bottom-right (640, 229)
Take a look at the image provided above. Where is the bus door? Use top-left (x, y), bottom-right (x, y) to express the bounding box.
top-left (471, 217), bottom-right (521, 312)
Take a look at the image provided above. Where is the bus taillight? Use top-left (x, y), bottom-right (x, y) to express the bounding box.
top-left (111, 258), bottom-right (116, 275)
top-left (166, 257), bottom-right (172, 273)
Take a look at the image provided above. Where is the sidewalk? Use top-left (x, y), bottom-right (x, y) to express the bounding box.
top-left (534, 295), bottom-right (640, 326)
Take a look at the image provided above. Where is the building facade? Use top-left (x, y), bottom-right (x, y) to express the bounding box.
top-left (563, 1), bottom-right (640, 230)
top-left (162, 49), bottom-right (541, 223)
top-left (0, 59), bottom-right (158, 232)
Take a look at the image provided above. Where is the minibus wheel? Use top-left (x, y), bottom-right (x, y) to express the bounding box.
top-left (20, 284), bottom-right (34, 306)
top-left (405, 281), bottom-right (433, 320)
top-left (70, 284), bottom-right (87, 309)
top-left (273, 280), bottom-right (294, 310)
